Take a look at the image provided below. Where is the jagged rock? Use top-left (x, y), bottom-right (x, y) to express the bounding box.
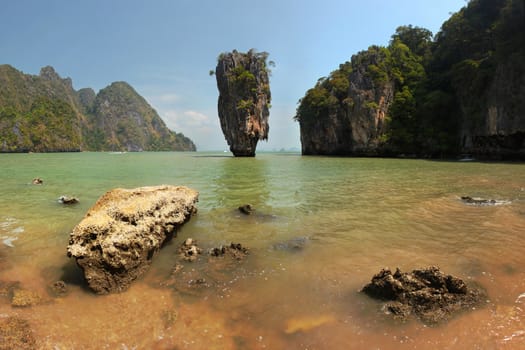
top-left (215, 49), bottom-right (272, 157)
top-left (58, 195), bottom-right (79, 205)
top-left (460, 196), bottom-right (510, 206)
top-left (160, 242), bottom-right (250, 297)
top-left (67, 185), bottom-right (198, 294)
top-left (209, 242), bottom-right (249, 260)
top-left (178, 238), bottom-right (202, 262)
top-left (361, 266), bottom-right (485, 324)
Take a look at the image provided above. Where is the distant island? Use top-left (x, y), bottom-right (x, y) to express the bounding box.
top-left (295, 0), bottom-right (524, 160)
top-left (0, 65), bottom-right (195, 152)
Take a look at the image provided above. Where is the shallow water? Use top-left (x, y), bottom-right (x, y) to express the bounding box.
top-left (0, 152), bottom-right (524, 349)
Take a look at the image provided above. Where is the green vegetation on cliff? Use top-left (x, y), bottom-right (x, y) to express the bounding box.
top-left (0, 65), bottom-right (196, 152)
top-left (296, 0), bottom-right (524, 158)
top-left (215, 49), bottom-right (272, 157)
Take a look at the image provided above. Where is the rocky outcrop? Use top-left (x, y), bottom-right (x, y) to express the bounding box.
top-left (296, 47), bottom-right (394, 156)
top-left (361, 266), bottom-right (485, 324)
top-left (215, 49), bottom-right (271, 156)
top-left (67, 185), bottom-right (198, 294)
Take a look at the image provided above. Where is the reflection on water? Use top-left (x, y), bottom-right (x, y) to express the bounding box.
top-left (0, 153), bottom-right (524, 349)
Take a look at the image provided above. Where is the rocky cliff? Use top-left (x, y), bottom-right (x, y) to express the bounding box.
top-left (297, 48), bottom-right (394, 155)
top-left (296, 0), bottom-right (524, 159)
top-left (0, 65), bottom-right (196, 152)
top-left (215, 49), bottom-right (271, 156)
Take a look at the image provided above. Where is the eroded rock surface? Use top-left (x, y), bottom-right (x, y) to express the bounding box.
top-left (361, 266), bottom-right (485, 324)
top-left (215, 49), bottom-right (271, 156)
top-left (67, 185), bottom-right (198, 294)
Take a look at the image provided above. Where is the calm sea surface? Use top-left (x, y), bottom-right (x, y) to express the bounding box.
top-left (1, 152), bottom-right (524, 349)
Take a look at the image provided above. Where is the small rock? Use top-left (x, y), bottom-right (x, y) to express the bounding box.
top-left (48, 280), bottom-right (68, 297)
top-left (178, 238), bottom-right (202, 262)
top-left (238, 204), bottom-right (254, 215)
top-left (58, 195), bottom-right (79, 205)
top-left (460, 196), bottom-right (510, 206)
top-left (209, 242), bottom-right (249, 260)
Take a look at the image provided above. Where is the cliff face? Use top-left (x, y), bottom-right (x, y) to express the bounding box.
top-left (459, 53), bottom-right (525, 158)
top-left (297, 0), bottom-right (524, 159)
top-left (215, 49), bottom-right (271, 156)
top-left (441, 0), bottom-right (525, 159)
top-left (297, 48), bottom-right (395, 156)
top-left (0, 65), bottom-right (196, 152)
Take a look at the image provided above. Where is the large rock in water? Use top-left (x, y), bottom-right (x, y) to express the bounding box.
top-left (67, 185), bottom-right (198, 294)
top-left (295, 47), bottom-right (394, 156)
top-left (215, 49), bottom-right (271, 157)
top-left (361, 266), bottom-right (485, 324)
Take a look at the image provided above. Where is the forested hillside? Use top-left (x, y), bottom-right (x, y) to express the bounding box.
top-left (0, 65), bottom-right (196, 152)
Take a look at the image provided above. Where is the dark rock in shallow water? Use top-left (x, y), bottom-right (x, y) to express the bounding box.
top-left (160, 241), bottom-right (250, 297)
top-left (361, 266), bottom-right (485, 324)
top-left (67, 185), bottom-right (198, 294)
top-left (48, 280), bottom-right (68, 297)
top-left (58, 195), bottom-right (79, 205)
top-left (238, 204), bottom-right (254, 215)
top-left (271, 236), bottom-right (309, 252)
top-left (460, 196), bottom-right (510, 206)
top-left (209, 242), bottom-right (249, 260)
top-left (178, 238), bottom-right (202, 262)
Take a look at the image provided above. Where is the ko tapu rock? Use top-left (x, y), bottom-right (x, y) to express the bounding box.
top-left (214, 49), bottom-right (272, 157)
top-left (67, 185), bottom-right (198, 294)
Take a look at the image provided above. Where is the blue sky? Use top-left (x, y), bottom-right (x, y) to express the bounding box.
top-left (1, 0), bottom-right (466, 151)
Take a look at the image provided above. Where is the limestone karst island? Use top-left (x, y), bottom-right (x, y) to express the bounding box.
top-left (214, 49), bottom-right (272, 157)
top-left (0, 65), bottom-right (195, 153)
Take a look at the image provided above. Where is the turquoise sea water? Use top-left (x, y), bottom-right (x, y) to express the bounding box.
top-left (1, 152), bottom-right (525, 349)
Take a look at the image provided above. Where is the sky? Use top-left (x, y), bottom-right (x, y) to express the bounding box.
top-left (0, 0), bottom-right (466, 151)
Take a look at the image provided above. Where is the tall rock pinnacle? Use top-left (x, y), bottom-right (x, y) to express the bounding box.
top-left (215, 49), bottom-right (271, 156)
